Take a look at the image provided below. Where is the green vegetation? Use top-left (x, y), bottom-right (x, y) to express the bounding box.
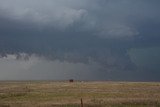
top-left (0, 81), bottom-right (160, 107)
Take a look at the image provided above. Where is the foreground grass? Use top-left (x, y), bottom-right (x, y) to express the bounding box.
top-left (0, 81), bottom-right (160, 107)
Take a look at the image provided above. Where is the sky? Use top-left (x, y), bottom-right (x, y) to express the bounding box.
top-left (0, 0), bottom-right (160, 81)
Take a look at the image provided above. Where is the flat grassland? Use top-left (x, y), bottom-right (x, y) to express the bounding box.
top-left (0, 81), bottom-right (160, 107)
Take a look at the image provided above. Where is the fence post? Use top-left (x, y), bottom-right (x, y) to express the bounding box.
top-left (81, 98), bottom-right (83, 107)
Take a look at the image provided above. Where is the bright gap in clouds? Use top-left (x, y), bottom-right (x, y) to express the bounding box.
top-left (0, 54), bottom-right (102, 80)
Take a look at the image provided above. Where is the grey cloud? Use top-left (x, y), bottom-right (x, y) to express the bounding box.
top-left (0, 0), bottom-right (88, 29)
top-left (0, 0), bottom-right (160, 38)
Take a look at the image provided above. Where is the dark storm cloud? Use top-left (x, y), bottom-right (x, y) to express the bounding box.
top-left (0, 0), bottom-right (160, 81)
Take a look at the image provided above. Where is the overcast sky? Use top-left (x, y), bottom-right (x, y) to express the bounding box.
top-left (0, 0), bottom-right (160, 81)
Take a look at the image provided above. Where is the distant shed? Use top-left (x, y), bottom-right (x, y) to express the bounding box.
top-left (69, 79), bottom-right (74, 83)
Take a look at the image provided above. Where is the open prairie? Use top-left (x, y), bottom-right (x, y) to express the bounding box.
top-left (0, 81), bottom-right (160, 107)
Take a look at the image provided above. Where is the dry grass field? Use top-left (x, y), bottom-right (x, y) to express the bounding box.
top-left (0, 81), bottom-right (160, 107)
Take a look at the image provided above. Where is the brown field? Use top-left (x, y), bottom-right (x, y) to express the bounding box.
top-left (0, 81), bottom-right (160, 107)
